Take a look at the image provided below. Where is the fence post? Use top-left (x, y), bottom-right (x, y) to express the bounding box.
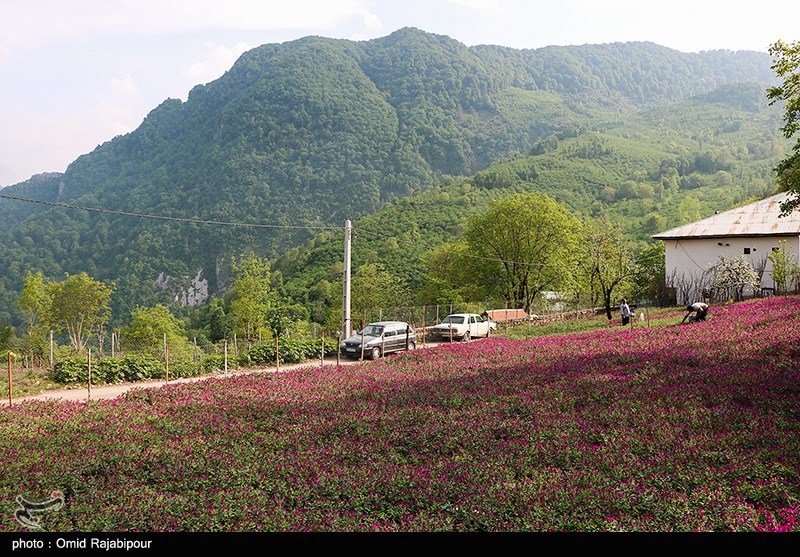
top-left (336, 334), bottom-right (341, 366)
top-left (7, 351), bottom-right (12, 406)
top-left (224, 340), bottom-right (228, 373)
top-left (234, 334), bottom-right (238, 370)
top-left (164, 334), bottom-right (169, 384)
top-left (275, 336), bottom-right (279, 372)
top-left (422, 305), bottom-right (426, 348)
top-left (110, 331), bottom-right (115, 359)
top-left (321, 331), bottom-right (325, 367)
top-left (87, 348), bottom-right (92, 402)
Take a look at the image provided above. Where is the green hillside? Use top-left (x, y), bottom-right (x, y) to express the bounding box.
top-left (0, 28), bottom-right (786, 326)
top-left (277, 82), bottom-right (786, 309)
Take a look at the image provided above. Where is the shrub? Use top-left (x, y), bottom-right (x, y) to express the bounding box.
top-left (166, 360), bottom-right (204, 379)
top-left (51, 358), bottom-right (88, 383)
top-left (200, 354), bottom-right (226, 374)
top-left (245, 338), bottom-right (336, 366)
top-left (52, 355), bottom-right (165, 384)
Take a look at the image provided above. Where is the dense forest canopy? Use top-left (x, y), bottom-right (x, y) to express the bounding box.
top-left (0, 27), bottom-right (788, 328)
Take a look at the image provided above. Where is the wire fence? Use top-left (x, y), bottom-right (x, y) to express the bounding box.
top-left (348, 296), bottom-right (600, 332)
top-left (0, 294), bottom-right (643, 404)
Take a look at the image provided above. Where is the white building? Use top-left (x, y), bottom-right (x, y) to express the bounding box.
top-left (652, 192), bottom-right (800, 305)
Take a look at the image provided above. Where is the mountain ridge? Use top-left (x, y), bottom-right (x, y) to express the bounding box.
top-left (0, 27), bottom-right (784, 326)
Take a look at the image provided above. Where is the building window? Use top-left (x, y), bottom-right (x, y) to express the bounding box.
top-left (743, 248), bottom-right (751, 254)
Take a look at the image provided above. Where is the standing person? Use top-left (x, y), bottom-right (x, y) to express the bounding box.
top-left (620, 298), bottom-right (633, 326)
top-left (681, 302), bottom-right (709, 324)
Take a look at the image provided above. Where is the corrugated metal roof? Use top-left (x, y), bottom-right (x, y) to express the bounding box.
top-left (652, 192), bottom-right (800, 239)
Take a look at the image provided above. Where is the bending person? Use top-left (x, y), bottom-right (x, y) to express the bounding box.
top-left (681, 301), bottom-right (709, 324)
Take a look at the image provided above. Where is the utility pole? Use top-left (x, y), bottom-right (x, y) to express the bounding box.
top-left (342, 219), bottom-right (352, 341)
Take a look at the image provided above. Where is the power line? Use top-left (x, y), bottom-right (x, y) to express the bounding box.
top-left (355, 225), bottom-right (652, 270)
top-left (0, 194), bottom-right (342, 231)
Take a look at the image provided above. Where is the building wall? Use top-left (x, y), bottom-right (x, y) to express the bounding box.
top-left (663, 235), bottom-right (800, 304)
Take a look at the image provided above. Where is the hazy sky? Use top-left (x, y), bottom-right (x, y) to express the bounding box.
top-left (1, 0), bottom-right (798, 187)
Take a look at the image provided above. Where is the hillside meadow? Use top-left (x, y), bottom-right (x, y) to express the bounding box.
top-left (1, 296), bottom-right (798, 532)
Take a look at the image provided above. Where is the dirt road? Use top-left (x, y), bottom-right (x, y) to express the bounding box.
top-left (3, 341), bottom-right (452, 405)
top-left (1, 356), bottom-right (356, 406)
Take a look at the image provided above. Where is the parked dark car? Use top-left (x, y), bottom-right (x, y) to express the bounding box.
top-left (340, 321), bottom-right (417, 360)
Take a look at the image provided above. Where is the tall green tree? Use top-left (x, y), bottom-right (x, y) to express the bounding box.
top-left (47, 273), bottom-right (113, 353)
top-left (633, 242), bottom-right (670, 306)
top-left (420, 242), bottom-right (477, 305)
top-left (577, 218), bottom-right (639, 321)
top-left (768, 39), bottom-right (800, 214)
top-left (18, 271), bottom-right (52, 358)
top-left (768, 239), bottom-right (800, 294)
top-left (208, 299), bottom-right (231, 343)
top-left (351, 262), bottom-right (409, 322)
top-left (462, 193), bottom-right (580, 312)
top-left (229, 254), bottom-right (274, 345)
top-left (123, 304), bottom-right (191, 359)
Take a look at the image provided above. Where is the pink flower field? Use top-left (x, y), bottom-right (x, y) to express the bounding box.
top-left (1, 297), bottom-right (799, 532)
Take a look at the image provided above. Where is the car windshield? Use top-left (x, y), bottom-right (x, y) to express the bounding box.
top-left (442, 315), bottom-right (465, 324)
top-left (361, 324), bottom-right (384, 337)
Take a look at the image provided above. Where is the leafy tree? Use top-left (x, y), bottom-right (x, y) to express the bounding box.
top-left (768, 39), bottom-right (800, 214)
top-left (0, 324), bottom-right (13, 351)
top-left (633, 242), bottom-right (670, 306)
top-left (17, 271), bottom-right (52, 359)
top-left (420, 242), bottom-right (477, 305)
top-left (678, 195), bottom-right (702, 224)
top-left (265, 303), bottom-right (309, 338)
top-left (123, 304), bottom-right (191, 359)
top-left (229, 254), bottom-right (274, 345)
top-left (47, 273), bottom-right (113, 353)
top-left (768, 240), bottom-right (800, 294)
top-left (208, 299), bottom-right (232, 343)
top-left (462, 193), bottom-right (580, 312)
top-left (351, 262), bottom-right (409, 320)
top-left (577, 218), bottom-right (639, 321)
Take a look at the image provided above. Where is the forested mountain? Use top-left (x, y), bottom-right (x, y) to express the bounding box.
top-left (0, 27), bottom-right (785, 326)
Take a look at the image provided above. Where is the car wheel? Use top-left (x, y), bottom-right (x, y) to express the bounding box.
top-left (371, 346), bottom-right (381, 360)
top-left (463, 331), bottom-right (471, 342)
top-left (406, 341), bottom-right (416, 351)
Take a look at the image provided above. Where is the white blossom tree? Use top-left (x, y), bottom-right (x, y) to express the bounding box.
top-left (707, 256), bottom-right (760, 302)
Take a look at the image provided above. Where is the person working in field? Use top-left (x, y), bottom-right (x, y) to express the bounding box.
top-left (681, 301), bottom-right (709, 324)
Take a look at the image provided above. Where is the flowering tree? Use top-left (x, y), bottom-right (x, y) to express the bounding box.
top-left (708, 256), bottom-right (760, 302)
